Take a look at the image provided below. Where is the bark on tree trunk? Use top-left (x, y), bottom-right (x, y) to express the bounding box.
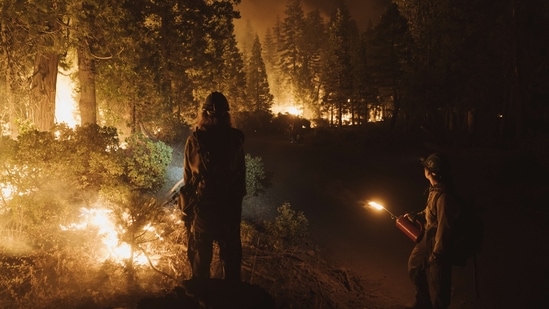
top-left (1, 22), bottom-right (18, 138)
top-left (77, 45), bottom-right (97, 125)
top-left (31, 52), bottom-right (59, 131)
top-left (3, 73), bottom-right (18, 139)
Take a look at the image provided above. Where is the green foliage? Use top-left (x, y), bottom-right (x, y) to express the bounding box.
top-left (265, 203), bottom-right (309, 250)
top-left (122, 133), bottom-right (172, 191)
top-left (245, 153), bottom-right (270, 197)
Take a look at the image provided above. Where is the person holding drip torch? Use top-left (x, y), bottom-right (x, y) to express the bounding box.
top-left (406, 153), bottom-right (460, 309)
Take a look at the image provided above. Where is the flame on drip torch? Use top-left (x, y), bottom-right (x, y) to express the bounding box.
top-left (365, 200), bottom-right (397, 218)
top-left (367, 201), bottom-right (384, 210)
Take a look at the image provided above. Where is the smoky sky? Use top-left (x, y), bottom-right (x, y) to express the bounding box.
top-left (236, 0), bottom-right (390, 36)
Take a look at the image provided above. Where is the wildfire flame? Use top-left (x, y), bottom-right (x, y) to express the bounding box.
top-left (1, 183), bottom-right (14, 202)
top-left (287, 106), bottom-right (300, 116)
top-left (55, 48), bottom-right (79, 128)
top-left (60, 206), bottom-right (160, 266)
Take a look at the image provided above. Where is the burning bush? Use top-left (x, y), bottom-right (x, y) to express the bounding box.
top-left (0, 124), bottom-right (188, 308)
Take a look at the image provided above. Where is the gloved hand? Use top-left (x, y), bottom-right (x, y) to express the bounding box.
top-left (406, 210), bottom-right (425, 224)
top-left (404, 212), bottom-right (417, 222)
top-left (182, 213), bottom-right (193, 229)
top-left (429, 252), bottom-right (443, 264)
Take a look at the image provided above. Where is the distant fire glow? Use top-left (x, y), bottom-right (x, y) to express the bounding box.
top-left (60, 206), bottom-right (160, 266)
top-left (55, 50), bottom-right (79, 127)
top-left (287, 106), bottom-right (300, 116)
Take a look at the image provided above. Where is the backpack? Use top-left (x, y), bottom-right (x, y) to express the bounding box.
top-left (193, 128), bottom-right (244, 200)
top-left (179, 127), bottom-right (245, 208)
top-left (450, 196), bottom-right (484, 266)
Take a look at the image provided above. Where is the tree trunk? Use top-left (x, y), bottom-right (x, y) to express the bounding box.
top-left (77, 45), bottom-right (97, 125)
top-left (510, 0), bottom-right (522, 141)
top-left (1, 21), bottom-right (17, 138)
top-left (390, 95), bottom-right (400, 130)
top-left (337, 99), bottom-right (343, 128)
top-left (31, 52), bottom-right (59, 131)
top-left (3, 74), bottom-right (18, 139)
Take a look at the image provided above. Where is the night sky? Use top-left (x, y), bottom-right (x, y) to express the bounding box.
top-left (236, 0), bottom-right (390, 36)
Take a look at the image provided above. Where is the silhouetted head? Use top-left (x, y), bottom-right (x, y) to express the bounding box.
top-left (421, 153), bottom-right (451, 182)
top-left (202, 92), bottom-right (229, 114)
top-left (198, 92), bottom-right (232, 129)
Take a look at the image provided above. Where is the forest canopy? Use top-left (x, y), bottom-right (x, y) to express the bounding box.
top-left (1, 0), bottom-right (548, 144)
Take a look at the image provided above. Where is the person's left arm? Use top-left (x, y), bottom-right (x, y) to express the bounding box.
top-left (431, 193), bottom-right (458, 261)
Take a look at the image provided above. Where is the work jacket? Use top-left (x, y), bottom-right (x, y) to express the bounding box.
top-left (424, 183), bottom-right (460, 257)
top-left (183, 126), bottom-right (246, 227)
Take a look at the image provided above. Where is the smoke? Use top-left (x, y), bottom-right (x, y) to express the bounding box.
top-left (235, 0), bottom-right (285, 37)
top-left (0, 236), bottom-right (32, 255)
top-left (235, 0), bottom-right (389, 37)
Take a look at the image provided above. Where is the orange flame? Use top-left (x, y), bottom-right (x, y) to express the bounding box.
top-left (60, 206), bottom-right (160, 266)
top-left (367, 201), bottom-right (385, 210)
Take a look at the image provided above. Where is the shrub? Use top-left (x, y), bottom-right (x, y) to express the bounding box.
top-left (265, 203), bottom-right (309, 250)
top-left (122, 133), bottom-right (172, 191)
top-left (245, 154), bottom-right (271, 197)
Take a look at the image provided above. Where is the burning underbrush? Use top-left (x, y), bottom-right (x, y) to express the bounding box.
top-left (0, 196), bottom-right (190, 308)
top-left (0, 200), bottom-right (366, 309)
top-left (0, 124), bottom-right (182, 307)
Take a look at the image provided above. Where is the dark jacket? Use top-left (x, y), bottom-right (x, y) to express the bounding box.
top-left (183, 126), bottom-right (246, 225)
top-left (424, 183), bottom-right (460, 256)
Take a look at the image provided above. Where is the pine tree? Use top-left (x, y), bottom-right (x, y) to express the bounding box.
top-left (263, 17), bottom-right (286, 110)
top-left (367, 3), bottom-right (412, 129)
top-left (279, 0), bottom-right (306, 109)
top-left (321, 2), bottom-right (358, 126)
top-left (300, 9), bottom-right (326, 119)
top-left (247, 35), bottom-right (274, 113)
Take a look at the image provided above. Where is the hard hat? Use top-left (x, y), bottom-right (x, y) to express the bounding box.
top-left (202, 91), bottom-right (229, 114)
top-left (420, 153), bottom-right (449, 175)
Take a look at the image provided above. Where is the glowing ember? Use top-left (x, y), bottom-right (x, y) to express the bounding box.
top-left (60, 206), bottom-right (160, 266)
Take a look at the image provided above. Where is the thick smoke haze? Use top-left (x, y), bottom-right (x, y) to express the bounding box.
top-left (236, 0), bottom-right (390, 37)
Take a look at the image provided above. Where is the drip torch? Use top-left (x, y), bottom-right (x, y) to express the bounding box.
top-left (367, 201), bottom-right (424, 243)
top-left (162, 177), bottom-right (185, 207)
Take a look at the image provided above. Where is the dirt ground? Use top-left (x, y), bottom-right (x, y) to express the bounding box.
top-left (241, 129), bottom-right (549, 309)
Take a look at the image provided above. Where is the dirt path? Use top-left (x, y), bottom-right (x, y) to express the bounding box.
top-left (244, 131), bottom-right (549, 308)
